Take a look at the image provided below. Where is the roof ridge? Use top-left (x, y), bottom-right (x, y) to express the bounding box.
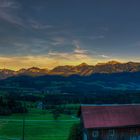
top-left (81, 104), bottom-right (140, 106)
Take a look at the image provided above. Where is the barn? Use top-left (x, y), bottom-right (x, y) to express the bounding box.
top-left (80, 104), bottom-right (140, 140)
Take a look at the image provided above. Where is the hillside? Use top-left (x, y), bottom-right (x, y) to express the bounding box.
top-left (0, 71), bottom-right (140, 92)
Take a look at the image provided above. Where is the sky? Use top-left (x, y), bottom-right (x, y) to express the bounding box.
top-left (0, 0), bottom-right (140, 70)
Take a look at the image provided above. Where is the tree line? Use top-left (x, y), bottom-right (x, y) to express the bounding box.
top-left (0, 96), bottom-right (27, 115)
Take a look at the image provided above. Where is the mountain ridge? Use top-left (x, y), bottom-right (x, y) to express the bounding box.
top-left (0, 60), bottom-right (140, 79)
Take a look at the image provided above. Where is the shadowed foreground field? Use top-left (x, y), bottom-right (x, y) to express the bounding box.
top-left (0, 109), bottom-right (79, 140)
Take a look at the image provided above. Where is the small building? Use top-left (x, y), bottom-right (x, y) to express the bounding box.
top-left (37, 101), bottom-right (44, 110)
top-left (80, 104), bottom-right (140, 140)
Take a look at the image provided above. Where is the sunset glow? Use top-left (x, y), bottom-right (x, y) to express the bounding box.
top-left (0, 0), bottom-right (140, 69)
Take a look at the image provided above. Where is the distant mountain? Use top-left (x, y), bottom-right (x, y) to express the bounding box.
top-left (49, 61), bottom-right (140, 76)
top-left (0, 69), bottom-right (15, 79)
top-left (16, 67), bottom-right (48, 76)
top-left (93, 61), bottom-right (140, 73)
top-left (48, 65), bottom-right (75, 76)
top-left (49, 63), bottom-right (94, 76)
top-left (0, 61), bottom-right (140, 79)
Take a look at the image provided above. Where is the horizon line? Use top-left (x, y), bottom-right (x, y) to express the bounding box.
top-left (0, 60), bottom-right (140, 71)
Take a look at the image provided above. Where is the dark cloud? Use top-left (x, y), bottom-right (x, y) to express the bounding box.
top-left (0, 0), bottom-right (139, 66)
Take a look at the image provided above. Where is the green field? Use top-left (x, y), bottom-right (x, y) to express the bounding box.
top-left (0, 108), bottom-right (79, 140)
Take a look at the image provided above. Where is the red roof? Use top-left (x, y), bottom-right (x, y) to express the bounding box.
top-left (81, 104), bottom-right (140, 129)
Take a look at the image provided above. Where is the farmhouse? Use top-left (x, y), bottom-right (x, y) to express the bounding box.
top-left (80, 104), bottom-right (140, 140)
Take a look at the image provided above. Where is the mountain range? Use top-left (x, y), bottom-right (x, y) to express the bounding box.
top-left (0, 61), bottom-right (140, 79)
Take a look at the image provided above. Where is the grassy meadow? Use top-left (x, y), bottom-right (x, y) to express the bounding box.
top-left (0, 107), bottom-right (80, 140)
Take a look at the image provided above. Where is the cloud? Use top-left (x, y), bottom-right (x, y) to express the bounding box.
top-left (50, 37), bottom-right (65, 46)
top-left (48, 51), bottom-right (71, 60)
top-left (88, 35), bottom-right (105, 40)
top-left (74, 46), bottom-right (88, 55)
top-left (0, 36), bottom-right (118, 70)
top-left (99, 27), bottom-right (109, 32)
top-left (47, 50), bottom-right (93, 64)
top-left (13, 39), bottom-right (50, 55)
top-left (0, 0), bottom-right (19, 8)
top-left (0, 11), bottom-right (24, 27)
top-left (78, 35), bottom-right (105, 40)
top-left (73, 40), bottom-right (89, 55)
top-left (0, 0), bottom-right (24, 27)
top-left (48, 40), bottom-right (93, 63)
top-left (99, 54), bottom-right (110, 58)
top-left (0, 1), bottom-right (53, 29)
top-left (0, 37), bottom-right (52, 57)
top-left (29, 19), bottom-right (54, 30)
